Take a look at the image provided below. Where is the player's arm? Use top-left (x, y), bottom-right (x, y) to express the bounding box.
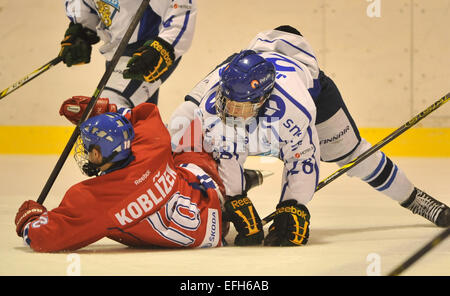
top-left (217, 158), bottom-right (264, 246)
top-left (279, 144), bottom-right (320, 207)
top-left (15, 188), bottom-right (109, 252)
top-left (168, 63), bottom-right (223, 152)
top-left (64, 0), bottom-right (100, 32)
top-left (171, 108), bottom-right (265, 246)
top-left (60, 1), bottom-right (101, 66)
top-left (59, 95), bottom-right (135, 125)
top-left (154, 0), bottom-right (198, 60)
top-left (264, 123), bottom-right (319, 246)
top-left (122, 0), bottom-right (197, 82)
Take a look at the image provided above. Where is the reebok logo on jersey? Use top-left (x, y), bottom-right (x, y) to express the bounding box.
top-left (134, 169), bottom-right (151, 185)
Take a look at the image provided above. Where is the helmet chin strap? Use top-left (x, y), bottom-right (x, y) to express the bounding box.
top-left (82, 162), bottom-right (101, 177)
top-left (82, 151), bottom-right (118, 177)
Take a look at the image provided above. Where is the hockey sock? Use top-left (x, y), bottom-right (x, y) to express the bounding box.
top-left (337, 139), bottom-right (414, 202)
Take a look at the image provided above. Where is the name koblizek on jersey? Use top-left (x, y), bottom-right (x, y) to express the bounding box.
top-left (114, 164), bottom-right (176, 226)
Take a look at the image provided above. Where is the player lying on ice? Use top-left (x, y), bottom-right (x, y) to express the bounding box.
top-left (15, 102), bottom-right (232, 252)
top-left (167, 25), bottom-right (450, 247)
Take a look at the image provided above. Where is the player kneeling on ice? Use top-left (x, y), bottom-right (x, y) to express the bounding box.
top-left (168, 25), bottom-right (450, 247)
top-left (14, 101), bottom-right (227, 252)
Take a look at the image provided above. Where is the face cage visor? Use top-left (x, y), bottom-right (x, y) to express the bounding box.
top-left (73, 136), bottom-right (95, 176)
top-left (215, 88), bottom-right (270, 124)
top-left (73, 136), bottom-right (118, 177)
top-left (74, 136), bottom-right (107, 176)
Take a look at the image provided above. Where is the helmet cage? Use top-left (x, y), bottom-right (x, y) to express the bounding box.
top-left (74, 136), bottom-right (89, 174)
top-left (215, 86), bottom-right (271, 122)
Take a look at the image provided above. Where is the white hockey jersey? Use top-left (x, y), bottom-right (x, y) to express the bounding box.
top-left (64, 0), bottom-right (197, 61)
top-left (171, 29), bottom-right (322, 206)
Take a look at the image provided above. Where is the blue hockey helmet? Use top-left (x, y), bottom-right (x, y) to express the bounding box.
top-left (75, 112), bottom-right (135, 175)
top-left (216, 50), bottom-right (276, 122)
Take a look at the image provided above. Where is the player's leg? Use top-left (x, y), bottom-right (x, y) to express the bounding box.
top-left (315, 70), bottom-right (449, 227)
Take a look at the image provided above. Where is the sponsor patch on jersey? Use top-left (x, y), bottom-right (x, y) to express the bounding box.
top-left (294, 145), bottom-right (314, 159)
top-left (100, 0), bottom-right (120, 10)
top-left (199, 208), bottom-right (220, 248)
top-left (171, 3), bottom-right (193, 10)
top-left (96, 0), bottom-right (120, 27)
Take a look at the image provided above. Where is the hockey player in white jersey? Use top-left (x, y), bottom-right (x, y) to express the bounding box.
top-left (60, 0), bottom-right (196, 107)
top-left (169, 25), bottom-right (450, 246)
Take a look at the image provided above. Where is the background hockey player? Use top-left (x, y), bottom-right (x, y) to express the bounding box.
top-left (168, 25), bottom-right (450, 247)
top-left (14, 101), bottom-right (225, 252)
top-left (60, 0), bottom-right (197, 107)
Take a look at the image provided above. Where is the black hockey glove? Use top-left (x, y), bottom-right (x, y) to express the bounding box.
top-left (59, 22), bottom-right (100, 67)
top-left (123, 37), bottom-right (175, 83)
top-left (264, 199), bottom-right (310, 246)
top-left (223, 195), bottom-right (264, 246)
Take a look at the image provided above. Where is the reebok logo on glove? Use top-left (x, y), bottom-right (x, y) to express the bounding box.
top-left (274, 205), bottom-right (308, 220)
top-left (229, 196), bottom-right (252, 210)
top-left (224, 195), bottom-right (264, 245)
top-left (123, 37), bottom-right (175, 83)
top-left (149, 39), bottom-right (173, 68)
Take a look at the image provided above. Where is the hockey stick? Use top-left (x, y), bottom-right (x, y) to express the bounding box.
top-left (387, 227), bottom-right (450, 276)
top-left (261, 92), bottom-right (450, 225)
top-left (0, 56), bottom-right (62, 100)
top-left (36, 0), bottom-right (149, 205)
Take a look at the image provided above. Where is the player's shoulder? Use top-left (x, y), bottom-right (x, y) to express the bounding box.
top-left (258, 85), bottom-right (315, 135)
top-left (259, 51), bottom-right (305, 73)
top-left (197, 75), bottom-right (222, 118)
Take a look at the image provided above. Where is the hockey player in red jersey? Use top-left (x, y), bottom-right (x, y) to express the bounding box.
top-left (14, 100), bottom-right (226, 252)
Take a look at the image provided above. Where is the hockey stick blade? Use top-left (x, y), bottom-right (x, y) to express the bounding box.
top-left (36, 0), bottom-right (149, 205)
top-left (0, 56), bottom-right (62, 101)
top-left (387, 227), bottom-right (450, 276)
top-left (262, 92), bottom-right (450, 225)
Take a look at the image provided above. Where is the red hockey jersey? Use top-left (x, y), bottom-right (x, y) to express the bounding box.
top-left (22, 103), bottom-right (223, 252)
